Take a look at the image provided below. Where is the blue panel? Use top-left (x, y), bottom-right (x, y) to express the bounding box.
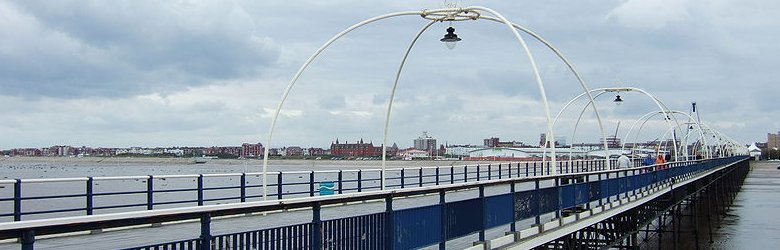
top-left (600, 179), bottom-right (610, 198)
top-left (618, 177), bottom-right (627, 194)
top-left (394, 205), bottom-right (441, 250)
top-left (574, 183), bottom-right (589, 205)
top-left (538, 187), bottom-right (559, 213)
top-left (588, 181), bottom-right (601, 201)
top-left (625, 175), bottom-right (634, 191)
top-left (560, 184), bottom-right (576, 209)
top-left (324, 213), bottom-right (384, 250)
top-left (485, 193), bottom-right (514, 228)
top-left (514, 190), bottom-right (538, 220)
top-left (445, 198), bottom-right (483, 240)
top-left (608, 178), bottom-right (619, 197)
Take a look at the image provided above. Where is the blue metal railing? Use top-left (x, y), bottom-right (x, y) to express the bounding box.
top-left (0, 156), bottom-right (747, 250)
top-left (0, 159), bottom-right (629, 222)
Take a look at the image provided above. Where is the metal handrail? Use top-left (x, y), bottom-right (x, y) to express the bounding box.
top-left (0, 156), bottom-right (747, 249)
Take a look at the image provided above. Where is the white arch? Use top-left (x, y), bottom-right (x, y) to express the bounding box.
top-left (552, 87), bottom-right (682, 163)
top-left (622, 110), bottom-right (710, 159)
top-left (263, 6), bottom-right (595, 196)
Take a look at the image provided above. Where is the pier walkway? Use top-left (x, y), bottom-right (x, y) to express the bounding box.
top-left (0, 156), bottom-right (748, 249)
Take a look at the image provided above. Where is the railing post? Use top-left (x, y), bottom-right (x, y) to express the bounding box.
top-left (488, 164), bottom-right (492, 180)
top-left (450, 166), bottom-right (455, 184)
top-left (533, 162), bottom-right (537, 176)
top-left (86, 177), bottom-right (94, 215)
top-left (14, 179), bottom-right (21, 221)
top-left (534, 180), bottom-right (541, 225)
top-left (525, 163), bottom-right (529, 177)
top-left (277, 172), bottom-right (283, 199)
top-left (546, 162), bottom-right (550, 175)
top-left (435, 167), bottom-right (440, 185)
top-left (510, 180), bottom-right (517, 232)
top-left (338, 170), bottom-right (343, 194)
top-left (309, 171), bottom-right (315, 197)
top-left (401, 168), bottom-right (405, 188)
top-left (21, 229), bottom-right (35, 250)
top-left (240, 173), bottom-right (246, 202)
top-left (418, 168), bottom-right (423, 187)
top-left (439, 190), bottom-right (446, 250)
top-left (199, 213), bottom-right (212, 250)
top-left (358, 170), bottom-right (363, 192)
top-left (196, 174), bottom-right (203, 206)
top-left (312, 202), bottom-right (322, 250)
top-left (507, 163), bottom-right (511, 178)
top-left (477, 165), bottom-right (481, 181)
top-left (479, 185), bottom-right (485, 242)
top-left (464, 165), bottom-right (468, 182)
top-left (147, 176), bottom-right (154, 210)
top-left (385, 196), bottom-right (394, 250)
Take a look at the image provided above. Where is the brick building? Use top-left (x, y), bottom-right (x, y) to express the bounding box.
top-left (330, 139), bottom-right (382, 157)
top-left (241, 143), bottom-right (264, 158)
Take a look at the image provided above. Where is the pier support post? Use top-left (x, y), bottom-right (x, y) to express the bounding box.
top-left (199, 213), bottom-right (212, 250)
top-left (20, 230), bottom-right (34, 250)
top-left (312, 202), bottom-right (322, 250)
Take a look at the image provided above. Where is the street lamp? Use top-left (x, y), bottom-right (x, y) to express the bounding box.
top-left (440, 26), bottom-right (462, 49)
top-left (613, 95), bottom-right (623, 105)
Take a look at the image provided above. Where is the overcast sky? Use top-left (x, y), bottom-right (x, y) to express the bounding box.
top-left (1, 0), bottom-right (778, 149)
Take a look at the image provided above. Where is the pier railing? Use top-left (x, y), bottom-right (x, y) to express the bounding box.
top-left (0, 159), bottom-right (635, 222)
top-left (0, 156), bottom-right (746, 250)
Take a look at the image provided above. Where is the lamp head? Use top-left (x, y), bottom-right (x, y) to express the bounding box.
top-left (440, 26), bottom-right (462, 50)
top-left (613, 95), bottom-right (623, 105)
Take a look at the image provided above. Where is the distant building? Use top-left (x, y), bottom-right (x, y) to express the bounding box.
top-left (484, 137), bottom-right (527, 148)
top-left (397, 149), bottom-right (429, 160)
top-left (204, 146), bottom-right (242, 157)
top-left (413, 132), bottom-right (437, 157)
top-left (446, 145), bottom-right (484, 157)
top-left (10, 148), bottom-right (41, 157)
top-left (284, 146), bottom-right (304, 157)
top-left (768, 131), bottom-right (779, 150)
top-left (539, 133), bottom-right (563, 147)
top-left (330, 139), bottom-right (382, 157)
top-left (241, 143), bottom-right (264, 158)
top-left (308, 147), bottom-right (326, 156)
top-left (484, 137), bottom-right (500, 147)
top-left (600, 136), bottom-right (621, 149)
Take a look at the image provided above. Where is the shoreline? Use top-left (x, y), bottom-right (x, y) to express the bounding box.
top-left (0, 156), bottom-right (512, 167)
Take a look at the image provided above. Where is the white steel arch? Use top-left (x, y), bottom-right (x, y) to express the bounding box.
top-left (622, 110), bottom-right (710, 160)
top-left (262, 6), bottom-right (605, 196)
top-left (551, 87), bottom-right (682, 165)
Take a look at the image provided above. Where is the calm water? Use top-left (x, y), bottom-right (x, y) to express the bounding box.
top-left (702, 161), bottom-right (780, 249)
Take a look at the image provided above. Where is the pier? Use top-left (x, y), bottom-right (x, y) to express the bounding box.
top-left (0, 156), bottom-right (749, 249)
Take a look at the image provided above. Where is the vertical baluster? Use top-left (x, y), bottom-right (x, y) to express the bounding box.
top-left (240, 173), bottom-right (246, 202)
top-left (309, 171), bottom-right (315, 197)
top-left (86, 177), bottom-right (94, 215)
top-left (196, 175), bottom-right (203, 206)
top-left (13, 179), bottom-right (21, 221)
top-left (358, 170), bottom-right (363, 192)
top-left (277, 172), bottom-right (284, 199)
top-left (338, 170), bottom-right (343, 194)
top-left (148, 175), bottom-right (155, 209)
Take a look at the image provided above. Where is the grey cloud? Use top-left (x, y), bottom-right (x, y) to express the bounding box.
top-left (1, 0), bottom-right (280, 99)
